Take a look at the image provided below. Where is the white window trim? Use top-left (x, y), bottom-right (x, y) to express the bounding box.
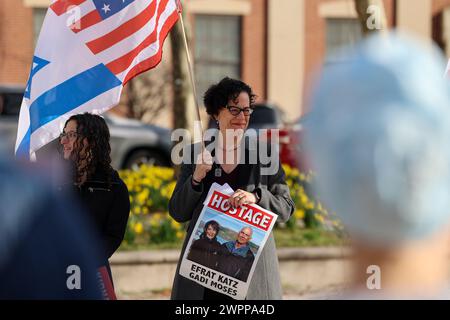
top-left (319, 0), bottom-right (357, 19)
top-left (23, 0), bottom-right (50, 8)
top-left (187, 0), bottom-right (251, 16)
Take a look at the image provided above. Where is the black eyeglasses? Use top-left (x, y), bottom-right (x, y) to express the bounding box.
top-left (59, 131), bottom-right (79, 141)
top-left (226, 105), bottom-right (254, 116)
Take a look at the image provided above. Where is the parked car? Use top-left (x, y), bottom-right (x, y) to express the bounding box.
top-left (0, 85), bottom-right (172, 169)
top-left (0, 85), bottom-right (23, 155)
top-left (104, 113), bottom-right (172, 169)
top-left (247, 102), bottom-right (285, 130)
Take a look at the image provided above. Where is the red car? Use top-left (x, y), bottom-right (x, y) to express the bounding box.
top-left (279, 115), bottom-right (311, 173)
top-left (247, 103), bottom-right (302, 170)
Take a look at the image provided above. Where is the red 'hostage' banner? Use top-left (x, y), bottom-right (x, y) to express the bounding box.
top-left (207, 190), bottom-right (274, 232)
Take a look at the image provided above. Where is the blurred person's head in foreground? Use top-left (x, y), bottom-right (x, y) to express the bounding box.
top-left (0, 156), bottom-right (102, 299)
top-left (304, 32), bottom-right (450, 299)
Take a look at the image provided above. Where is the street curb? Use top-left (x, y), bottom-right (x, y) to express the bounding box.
top-left (110, 247), bottom-right (352, 265)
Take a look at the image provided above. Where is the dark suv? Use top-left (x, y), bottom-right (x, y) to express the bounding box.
top-left (0, 85), bottom-right (23, 155)
top-left (0, 85), bottom-right (172, 169)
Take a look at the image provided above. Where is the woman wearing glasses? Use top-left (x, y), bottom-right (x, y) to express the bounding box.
top-left (169, 77), bottom-right (295, 300)
top-left (59, 113), bottom-right (130, 288)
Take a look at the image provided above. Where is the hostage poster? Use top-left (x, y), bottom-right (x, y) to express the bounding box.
top-left (179, 184), bottom-right (278, 300)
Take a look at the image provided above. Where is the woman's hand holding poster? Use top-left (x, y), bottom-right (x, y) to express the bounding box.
top-left (179, 184), bottom-right (278, 300)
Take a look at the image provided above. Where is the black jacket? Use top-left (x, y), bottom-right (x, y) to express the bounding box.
top-left (61, 168), bottom-right (130, 265)
top-left (187, 236), bottom-right (223, 271)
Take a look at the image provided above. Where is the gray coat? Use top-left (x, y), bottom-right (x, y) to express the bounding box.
top-left (169, 143), bottom-right (295, 300)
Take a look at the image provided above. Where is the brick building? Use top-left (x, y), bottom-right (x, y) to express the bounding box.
top-left (0, 0), bottom-right (34, 85)
top-left (2, 0), bottom-right (450, 126)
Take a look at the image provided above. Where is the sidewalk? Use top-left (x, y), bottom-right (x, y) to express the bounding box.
top-left (111, 247), bottom-right (352, 300)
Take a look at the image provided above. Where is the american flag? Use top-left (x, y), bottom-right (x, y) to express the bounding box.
top-left (50, 0), bottom-right (180, 84)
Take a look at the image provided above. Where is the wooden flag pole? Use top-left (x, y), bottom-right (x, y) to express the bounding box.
top-left (176, 1), bottom-right (205, 147)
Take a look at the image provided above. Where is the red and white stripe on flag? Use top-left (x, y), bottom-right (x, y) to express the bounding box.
top-left (49, 0), bottom-right (180, 84)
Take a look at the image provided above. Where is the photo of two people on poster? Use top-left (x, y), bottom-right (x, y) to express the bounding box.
top-left (187, 220), bottom-right (255, 282)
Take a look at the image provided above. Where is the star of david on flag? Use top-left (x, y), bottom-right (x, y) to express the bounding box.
top-left (15, 0), bottom-right (181, 159)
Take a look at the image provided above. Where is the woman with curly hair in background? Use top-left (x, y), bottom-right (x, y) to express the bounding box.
top-left (59, 113), bottom-right (130, 286)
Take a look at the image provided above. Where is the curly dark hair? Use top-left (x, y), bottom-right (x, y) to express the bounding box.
top-left (200, 220), bottom-right (220, 239)
top-left (203, 77), bottom-right (257, 117)
top-left (62, 113), bottom-right (113, 185)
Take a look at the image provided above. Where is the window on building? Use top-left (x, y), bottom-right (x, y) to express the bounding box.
top-left (33, 8), bottom-right (47, 45)
top-left (325, 18), bottom-right (362, 64)
top-left (433, 7), bottom-right (450, 56)
top-left (194, 15), bottom-right (241, 105)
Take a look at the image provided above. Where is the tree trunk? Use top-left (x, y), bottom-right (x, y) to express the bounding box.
top-left (126, 79), bottom-right (136, 118)
top-left (355, 0), bottom-right (388, 35)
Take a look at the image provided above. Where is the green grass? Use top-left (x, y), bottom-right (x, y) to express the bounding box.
top-left (118, 227), bottom-right (346, 251)
top-left (119, 240), bottom-right (183, 251)
top-left (273, 228), bottom-right (346, 247)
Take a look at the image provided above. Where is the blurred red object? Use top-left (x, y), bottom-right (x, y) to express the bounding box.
top-left (280, 115), bottom-right (311, 173)
top-left (97, 266), bottom-right (117, 300)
